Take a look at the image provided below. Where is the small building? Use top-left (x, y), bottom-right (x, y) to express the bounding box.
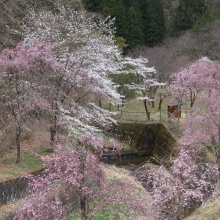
top-left (168, 103), bottom-right (181, 118)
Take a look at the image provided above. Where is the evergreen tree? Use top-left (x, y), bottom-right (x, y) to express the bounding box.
top-left (110, 73), bottom-right (138, 100)
top-left (82, 0), bottom-right (103, 12)
top-left (126, 6), bottom-right (145, 48)
top-left (123, 0), bottom-right (145, 48)
top-left (114, 1), bottom-right (128, 39)
top-left (122, 0), bottom-right (131, 8)
top-left (144, 0), bottom-right (165, 46)
top-left (102, 0), bottom-right (127, 39)
top-left (102, 0), bottom-right (117, 14)
top-left (172, 0), bottom-right (209, 35)
top-left (139, 0), bottom-right (147, 15)
top-left (81, 0), bottom-right (166, 48)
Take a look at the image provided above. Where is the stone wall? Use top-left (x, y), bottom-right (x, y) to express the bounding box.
top-left (110, 122), bottom-right (177, 159)
top-left (0, 169), bottom-right (43, 206)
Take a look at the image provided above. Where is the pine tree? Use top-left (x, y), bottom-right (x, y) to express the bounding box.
top-left (172, 0), bottom-right (209, 35)
top-left (114, 0), bottom-right (128, 38)
top-left (126, 6), bottom-right (145, 48)
top-left (144, 0), bottom-right (165, 46)
top-left (102, 0), bottom-right (127, 39)
top-left (82, 0), bottom-right (103, 12)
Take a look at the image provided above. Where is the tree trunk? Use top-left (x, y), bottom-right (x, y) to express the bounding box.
top-left (15, 124), bottom-right (21, 163)
top-left (80, 194), bottom-right (88, 220)
top-left (80, 149), bottom-right (88, 220)
top-left (49, 101), bottom-right (58, 151)
top-left (151, 100), bottom-right (155, 108)
top-left (99, 100), bottom-right (102, 108)
top-left (190, 91), bottom-right (193, 107)
top-left (13, 112), bottom-right (21, 163)
top-left (109, 102), bottom-right (112, 111)
top-left (144, 99), bottom-right (150, 120)
top-left (151, 86), bottom-right (158, 108)
top-left (158, 98), bottom-right (163, 111)
top-left (190, 90), bottom-right (196, 108)
top-left (218, 126), bottom-right (220, 149)
top-left (49, 122), bottom-right (56, 150)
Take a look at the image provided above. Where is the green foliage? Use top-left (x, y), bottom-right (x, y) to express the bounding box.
top-left (126, 6), bottom-right (145, 48)
top-left (172, 0), bottom-right (210, 35)
top-left (192, 8), bottom-right (220, 34)
top-left (67, 204), bottom-right (130, 220)
top-left (191, 12), bottom-right (212, 34)
top-left (82, 0), bottom-right (103, 12)
top-left (210, 9), bottom-right (220, 20)
top-left (102, 0), bottom-right (128, 41)
top-left (114, 36), bottom-right (128, 50)
top-left (110, 73), bottom-right (140, 100)
top-left (144, 0), bottom-right (165, 46)
top-left (81, 0), bottom-right (165, 48)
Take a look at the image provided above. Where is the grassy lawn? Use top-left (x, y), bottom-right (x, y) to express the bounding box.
top-left (0, 130), bottom-right (52, 182)
top-left (103, 86), bottom-right (193, 123)
top-left (67, 204), bottom-right (130, 220)
top-left (0, 146), bottom-right (51, 182)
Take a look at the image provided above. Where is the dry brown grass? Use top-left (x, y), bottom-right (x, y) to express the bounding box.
top-left (184, 188), bottom-right (220, 220)
top-left (102, 164), bottom-right (155, 220)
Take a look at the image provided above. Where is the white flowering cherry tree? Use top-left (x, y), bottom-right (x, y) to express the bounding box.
top-left (21, 4), bottom-right (123, 146)
top-left (121, 57), bottom-right (162, 120)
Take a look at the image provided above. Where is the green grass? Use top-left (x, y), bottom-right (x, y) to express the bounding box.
top-left (3, 148), bottom-right (45, 170)
top-left (92, 204), bottom-right (129, 220)
top-left (0, 146), bottom-right (52, 181)
top-left (66, 204), bottom-right (130, 220)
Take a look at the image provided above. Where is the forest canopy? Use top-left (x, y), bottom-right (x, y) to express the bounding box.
top-left (82, 0), bottom-right (220, 49)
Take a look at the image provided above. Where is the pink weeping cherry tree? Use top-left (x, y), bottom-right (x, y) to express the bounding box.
top-left (0, 42), bottom-right (55, 163)
top-left (170, 57), bottom-right (218, 108)
top-left (14, 138), bottom-right (150, 220)
top-left (145, 57), bottom-right (220, 219)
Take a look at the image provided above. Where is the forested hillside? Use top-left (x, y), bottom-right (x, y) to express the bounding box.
top-left (1, 0), bottom-right (220, 52)
top-left (82, 0), bottom-right (220, 48)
